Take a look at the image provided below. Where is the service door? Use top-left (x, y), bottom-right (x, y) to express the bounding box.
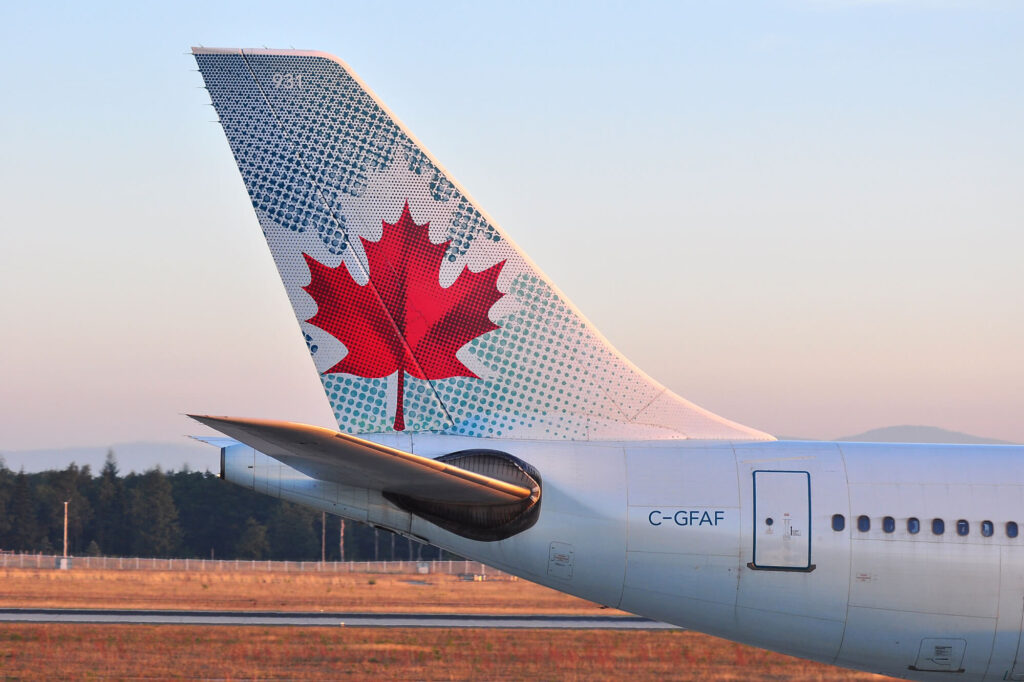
top-left (752, 470), bottom-right (812, 570)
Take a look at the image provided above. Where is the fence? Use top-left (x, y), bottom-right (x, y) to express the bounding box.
top-left (0, 553), bottom-right (509, 577)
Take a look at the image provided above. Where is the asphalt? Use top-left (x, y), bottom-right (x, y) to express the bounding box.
top-left (0, 608), bottom-right (679, 630)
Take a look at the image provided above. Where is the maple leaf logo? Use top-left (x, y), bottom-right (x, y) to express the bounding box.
top-left (302, 202), bottom-right (505, 431)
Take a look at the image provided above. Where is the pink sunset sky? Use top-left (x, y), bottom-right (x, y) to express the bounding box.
top-left (1, 1), bottom-right (1021, 449)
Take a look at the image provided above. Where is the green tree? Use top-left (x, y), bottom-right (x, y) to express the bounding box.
top-left (170, 470), bottom-right (266, 559)
top-left (128, 468), bottom-right (182, 557)
top-left (8, 471), bottom-right (39, 551)
top-left (266, 502), bottom-right (319, 560)
top-left (234, 517), bottom-right (270, 559)
top-left (37, 464), bottom-right (92, 554)
top-left (0, 464), bottom-right (13, 543)
top-left (92, 452), bottom-right (127, 556)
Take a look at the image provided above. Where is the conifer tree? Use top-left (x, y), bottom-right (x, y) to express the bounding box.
top-left (42, 464), bottom-right (93, 554)
top-left (93, 452), bottom-right (128, 555)
top-left (0, 464), bottom-right (14, 543)
top-left (8, 471), bottom-right (39, 551)
top-left (128, 468), bottom-right (183, 557)
top-left (235, 517), bottom-right (270, 559)
top-left (266, 502), bottom-right (319, 560)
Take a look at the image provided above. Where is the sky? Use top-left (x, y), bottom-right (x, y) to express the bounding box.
top-left (1, 0), bottom-right (1021, 450)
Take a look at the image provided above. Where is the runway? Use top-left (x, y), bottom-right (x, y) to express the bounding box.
top-left (0, 608), bottom-right (679, 630)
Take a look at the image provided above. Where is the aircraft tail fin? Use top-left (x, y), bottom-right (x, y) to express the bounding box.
top-left (193, 47), bottom-right (772, 442)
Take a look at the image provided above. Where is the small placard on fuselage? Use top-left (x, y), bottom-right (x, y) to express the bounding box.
top-left (548, 542), bottom-right (575, 580)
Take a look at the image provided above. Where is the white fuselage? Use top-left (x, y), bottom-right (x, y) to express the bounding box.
top-left (222, 435), bottom-right (1024, 680)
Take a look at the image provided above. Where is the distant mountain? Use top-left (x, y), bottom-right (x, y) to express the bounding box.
top-left (0, 441), bottom-right (220, 475)
top-left (835, 425), bottom-right (1014, 445)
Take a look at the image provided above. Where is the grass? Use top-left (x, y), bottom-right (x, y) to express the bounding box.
top-left (0, 568), bottom-right (898, 680)
top-left (0, 625), bottom-right (896, 680)
top-left (0, 567), bottom-right (606, 614)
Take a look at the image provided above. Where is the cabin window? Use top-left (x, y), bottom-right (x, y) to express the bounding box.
top-left (831, 514), bottom-right (845, 531)
top-left (956, 519), bottom-right (969, 536)
top-left (857, 515), bottom-right (870, 532)
top-left (932, 518), bottom-right (945, 535)
top-left (1008, 522), bottom-right (1019, 538)
top-left (981, 520), bottom-right (994, 537)
top-left (907, 517), bottom-right (920, 534)
top-left (882, 516), bottom-right (895, 533)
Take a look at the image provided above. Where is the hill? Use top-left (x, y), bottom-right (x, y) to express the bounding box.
top-left (835, 425), bottom-right (1013, 445)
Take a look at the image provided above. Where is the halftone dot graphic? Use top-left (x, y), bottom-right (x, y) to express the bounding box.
top-left (301, 203), bottom-right (504, 431)
top-left (195, 48), bottom-right (772, 441)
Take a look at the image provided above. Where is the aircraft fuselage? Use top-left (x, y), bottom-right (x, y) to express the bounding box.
top-left (221, 436), bottom-right (1024, 680)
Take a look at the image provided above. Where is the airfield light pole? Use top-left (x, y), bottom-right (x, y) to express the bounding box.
top-left (321, 511), bottom-right (326, 563)
top-left (62, 500), bottom-right (69, 558)
top-left (339, 518), bottom-right (345, 562)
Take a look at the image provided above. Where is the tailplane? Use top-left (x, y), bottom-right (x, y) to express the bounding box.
top-left (193, 47), bottom-right (772, 441)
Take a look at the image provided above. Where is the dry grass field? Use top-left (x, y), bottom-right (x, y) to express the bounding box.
top-left (0, 568), bottom-right (899, 680)
top-left (0, 625), bottom-right (897, 680)
top-left (0, 567), bottom-right (607, 614)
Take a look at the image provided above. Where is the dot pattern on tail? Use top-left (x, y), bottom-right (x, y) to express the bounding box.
top-left (194, 48), bottom-right (773, 442)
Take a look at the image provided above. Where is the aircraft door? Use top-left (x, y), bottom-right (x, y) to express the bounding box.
top-left (751, 470), bottom-right (813, 571)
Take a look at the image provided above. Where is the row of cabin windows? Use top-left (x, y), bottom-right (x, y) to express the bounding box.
top-left (831, 514), bottom-right (1014, 538)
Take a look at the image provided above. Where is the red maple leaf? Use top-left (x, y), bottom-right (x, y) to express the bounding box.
top-left (302, 202), bottom-right (505, 431)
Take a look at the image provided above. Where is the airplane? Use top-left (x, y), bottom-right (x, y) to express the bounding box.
top-left (190, 47), bottom-right (1024, 680)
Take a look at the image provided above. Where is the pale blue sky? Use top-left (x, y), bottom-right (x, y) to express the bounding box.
top-left (1, 0), bottom-right (1021, 449)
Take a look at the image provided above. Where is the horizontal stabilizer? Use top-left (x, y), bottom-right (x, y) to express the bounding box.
top-left (188, 435), bottom-right (239, 448)
top-left (188, 415), bottom-right (532, 505)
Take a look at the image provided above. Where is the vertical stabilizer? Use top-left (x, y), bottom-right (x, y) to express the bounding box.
top-left (194, 47), bottom-right (772, 442)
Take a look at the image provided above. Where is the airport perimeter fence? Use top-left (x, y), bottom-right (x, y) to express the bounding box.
top-left (0, 553), bottom-right (511, 578)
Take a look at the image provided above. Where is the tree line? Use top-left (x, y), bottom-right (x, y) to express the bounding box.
top-left (0, 452), bottom-right (451, 561)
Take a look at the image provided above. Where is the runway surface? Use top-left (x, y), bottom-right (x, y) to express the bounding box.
top-left (0, 608), bottom-right (679, 630)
